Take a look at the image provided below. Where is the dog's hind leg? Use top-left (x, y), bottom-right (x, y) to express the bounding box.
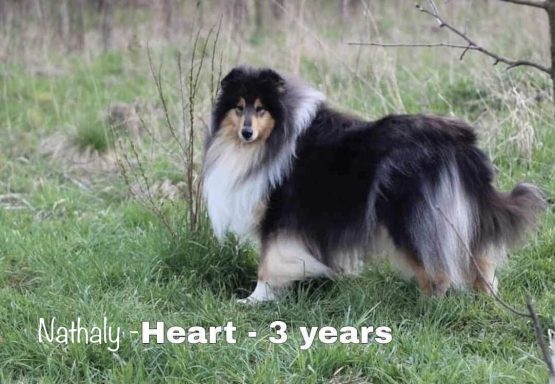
top-left (471, 246), bottom-right (503, 295)
top-left (414, 267), bottom-right (451, 297)
top-left (402, 166), bottom-right (475, 296)
top-left (397, 250), bottom-right (451, 297)
top-left (238, 233), bottom-right (332, 304)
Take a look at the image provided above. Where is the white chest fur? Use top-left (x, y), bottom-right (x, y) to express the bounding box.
top-left (203, 142), bottom-right (268, 240)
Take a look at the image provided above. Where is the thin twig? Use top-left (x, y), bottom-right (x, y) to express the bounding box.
top-left (526, 296), bottom-right (555, 377)
top-left (427, 0), bottom-right (442, 26)
top-left (146, 44), bottom-right (187, 163)
top-left (114, 141), bottom-right (176, 238)
top-left (459, 44), bottom-right (472, 60)
top-left (135, 109), bottom-right (176, 157)
top-left (210, 15), bottom-right (223, 106)
top-left (550, 328), bottom-right (555, 382)
top-left (177, 51), bottom-right (190, 222)
top-left (348, 42), bottom-right (472, 49)
top-left (348, 41), bottom-right (498, 62)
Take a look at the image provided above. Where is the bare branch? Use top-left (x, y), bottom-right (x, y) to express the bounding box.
top-left (348, 41), bottom-right (508, 63)
top-left (348, 42), bottom-right (471, 49)
top-left (410, 1), bottom-right (551, 74)
top-left (351, 2), bottom-right (550, 74)
top-left (426, 0), bottom-right (442, 25)
top-left (459, 44), bottom-right (472, 60)
top-left (499, 0), bottom-right (548, 9)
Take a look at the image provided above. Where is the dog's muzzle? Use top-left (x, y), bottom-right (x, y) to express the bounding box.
top-left (240, 126), bottom-right (254, 142)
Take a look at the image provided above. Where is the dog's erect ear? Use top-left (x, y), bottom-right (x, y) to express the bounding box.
top-left (220, 67), bottom-right (243, 90)
top-left (259, 69), bottom-right (286, 92)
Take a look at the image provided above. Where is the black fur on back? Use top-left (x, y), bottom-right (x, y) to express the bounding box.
top-left (260, 108), bottom-right (546, 274)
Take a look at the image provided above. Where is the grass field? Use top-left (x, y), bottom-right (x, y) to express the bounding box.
top-left (0, 1), bottom-right (554, 383)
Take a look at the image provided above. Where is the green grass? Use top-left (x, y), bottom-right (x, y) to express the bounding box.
top-left (74, 119), bottom-right (112, 152)
top-left (1, 2), bottom-right (554, 383)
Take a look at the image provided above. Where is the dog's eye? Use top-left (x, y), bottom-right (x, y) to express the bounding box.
top-left (235, 105), bottom-right (244, 114)
top-left (255, 106), bottom-right (265, 114)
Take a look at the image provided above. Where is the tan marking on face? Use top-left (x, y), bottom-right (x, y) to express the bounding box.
top-left (219, 97), bottom-right (245, 139)
top-left (218, 97), bottom-right (275, 144)
top-left (251, 98), bottom-right (275, 141)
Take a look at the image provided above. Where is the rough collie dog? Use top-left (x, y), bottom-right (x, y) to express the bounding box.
top-left (202, 66), bottom-right (546, 303)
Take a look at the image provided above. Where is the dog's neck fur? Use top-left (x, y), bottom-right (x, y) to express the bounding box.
top-left (203, 80), bottom-right (325, 240)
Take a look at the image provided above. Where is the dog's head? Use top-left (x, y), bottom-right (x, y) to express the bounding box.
top-left (212, 66), bottom-right (286, 144)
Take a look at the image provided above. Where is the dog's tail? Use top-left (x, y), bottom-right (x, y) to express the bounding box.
top-left (481, 182), bottom-right (547, 248)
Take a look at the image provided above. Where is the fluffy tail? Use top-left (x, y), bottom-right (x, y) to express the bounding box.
top-left (486, 182), bottom-right (547, 247)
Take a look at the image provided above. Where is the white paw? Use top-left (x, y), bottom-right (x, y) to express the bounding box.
top-left (237, 280), bottom-right (279, 304)
top-left (236, 297), bottom-right (261, 305)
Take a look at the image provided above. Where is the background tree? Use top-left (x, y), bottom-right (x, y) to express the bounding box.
top-left (99, 0), bottom-right (113, 52)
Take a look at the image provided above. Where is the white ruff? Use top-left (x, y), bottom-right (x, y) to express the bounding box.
top-left (203, 82), bottom-right (325, 241)
top-left (203, 142), bottom-right (267, 240)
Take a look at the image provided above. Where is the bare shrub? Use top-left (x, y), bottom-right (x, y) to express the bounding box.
top-left (114, 22), bottom-right (223, 236)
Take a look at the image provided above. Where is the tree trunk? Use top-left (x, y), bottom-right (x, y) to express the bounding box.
top-left (69, 0), bottom-right (85, 51)
top-left (100, 0), bottom-right (113, 52)
top-left (548, 1), bottom-right (555, 106)
top-left (340, 0), bottom-right (349, 23)
top-left (162, 0), bottom-right (174, 40)
top-left (233, 0), bottom-right (246, 32)
top-left (271, 0), bottom-right (285, 21)
top-left (0, 0), bottom-right (7, 31)
top-left (255, 0), bottom-right (264, 33)
top-left (57, 0), bottom-right (69, 42)
top-left (196, 0), bottom-right (203, 29)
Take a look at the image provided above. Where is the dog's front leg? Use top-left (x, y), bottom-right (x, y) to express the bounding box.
top-left (238, 233), bottom-right (331, 304)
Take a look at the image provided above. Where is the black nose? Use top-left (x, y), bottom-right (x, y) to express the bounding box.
top-left (241, 127), bottom-right (253, 140)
